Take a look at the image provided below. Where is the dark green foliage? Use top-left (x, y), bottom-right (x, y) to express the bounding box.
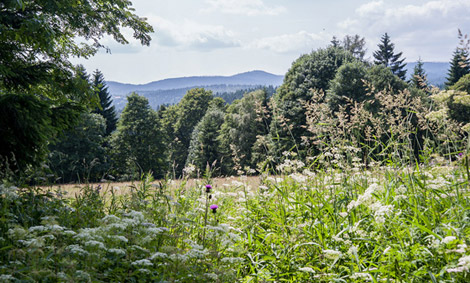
top-left (367, 65), bottom-right (408, 93)
top-left (445, 48), bottom-right (470, 88)
top-left (410, 58), bottom-right (428, 90)
top-left (451, 73), bottom-right (470, 93)
top-left (169, 88), bottom-right (214, 174)
top-left (0, 0), bottom-right (152, 89)
top-left (219, 90), bottom-right (272, 174)
top-left (327, 61), bottom-right (369, 111)
top-left (216, 85), bottom-right (276, 104)
top-left (48, 113), bottom-right (108, 183)
top-left (373, 33), bottom-right (407, 80)
top-left (110, 93), bottom-right (166, 179)
top-left (92, 70), bottom-right (118, 136)
top-left (448, 74), bottom-right (470, 123)
top-left (186, 98), bottom-right (226, 174)
top-left (0, 0), bottom-right (153, 179)
top-left (0, 93), bottom-right (82, 179)
top-left (270, 47), bottom-right (357, 158)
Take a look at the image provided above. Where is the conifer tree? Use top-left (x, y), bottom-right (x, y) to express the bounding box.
top-left (373, 33), bottom-right (407, 80)
top-left (411, 58), bottom-right (428, 89)
top-left (445, 48), bottom-right (470, 88)
top-left (92, 70), bottom-right (118, 136)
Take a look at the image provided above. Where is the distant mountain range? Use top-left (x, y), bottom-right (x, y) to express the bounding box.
top-left (107, 70), bottom-right (284, 110)
top-left (405, 62), bottom-right (449, 87)
top-left (107, 70), bottom-right (283, 95)
top-left (107, 63), bottom-right (451, 110)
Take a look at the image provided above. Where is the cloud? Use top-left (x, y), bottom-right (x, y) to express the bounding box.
top-left (337, 0), bottom-right (470, 61)
top-left (249, 31), bottom-right (328, 53)
top-left (148, 16), bottom-right (241, 51)
top-left (203, 0), bottom-right (286, 16)
top-left (340, 0), bottom-right (470, 34)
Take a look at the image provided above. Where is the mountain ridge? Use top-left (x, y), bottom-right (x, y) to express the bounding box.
top-left (106, 70), bottom-right (284, 96)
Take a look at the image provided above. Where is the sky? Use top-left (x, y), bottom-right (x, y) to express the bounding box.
top-left (72, 0), bottom-right (470, 84)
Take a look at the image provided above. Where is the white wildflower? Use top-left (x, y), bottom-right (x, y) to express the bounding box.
top-left (132, 259), bottom-right (153, 267)
top-left (108, 248), bottom-right (126, 256)
top-left (63, 230), bottom-right (76, 236)
top-left (74, 270), bottom-right (91, 281)
top-left (323, 249), bottom-right (342, 260)
top-left (449, 244), bottom-right (468, 254)
top-left (0, 274), bottom-right (15, 281)
top-left (289, 173), bottom-right (307, 183)
top-left (350, 273), bottom-right (372, 280)
top-left (232, 180), bottom-right (244, 187)
top-left (138, 268), bottom-right (151, 274)
top-left (150, 252), bottom-right (168, 260)
top-left (101, 215), bottom-right (121, 224)
top-left (66, 245), bottom-right (88, 256)
top-left (0, 185), bottom-right (19, 200)
top-left (84, 240), bottom-right (106, 250)
top-left (18, 238), bottom-right (44, 248)
top-left (442, 236), bottom-right (457, 245)
top-left (447, 255), bottom-right (470, 273)
top-left (41, 234), bottom-right (55, 241)
top-left (205, 273), bottom-right (218, 280)
top-left (29, 226), bottom-right (46, 233)
top-left (7, 227), bottom-right (27, 240)
top-left (169, 253), bottom-right (188, 262)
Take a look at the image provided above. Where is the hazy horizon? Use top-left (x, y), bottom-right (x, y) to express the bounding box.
top-left (72, 0), bottom-right (470, 84)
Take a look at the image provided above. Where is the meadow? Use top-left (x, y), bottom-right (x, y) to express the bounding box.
top-left (1, 155), bottom-right (469, 282)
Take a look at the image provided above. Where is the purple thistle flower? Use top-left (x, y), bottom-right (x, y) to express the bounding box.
top-left (205, 184), bottom-right (212, 193)
top-left (210, 204), bottom-right (218, 213)
top-left (458, 152), bottom-right (464, 157)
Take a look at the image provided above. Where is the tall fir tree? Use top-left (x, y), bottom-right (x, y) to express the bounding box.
top-left (445, 48), bottom-right (470, 88)
top-left (410, 58), bottom-right (428, 90)
top-left (92, 70), bottom-right (117, 136)
top-left (373, 33), bottom-right (407, 80)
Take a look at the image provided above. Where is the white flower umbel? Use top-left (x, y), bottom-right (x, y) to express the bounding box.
top-left (447, 255), bottom-right (470, 273)
top-left (442, 236), bottom-right (457, 245)
top-left (132, 259), bottom-right (153, 267)
top-left (323, 249), bottom-right (342, 260)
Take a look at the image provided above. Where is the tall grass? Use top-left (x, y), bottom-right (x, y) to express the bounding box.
top-left (1, 159), bottom-right (469, 282)
top-left (1, 86), bottom-right (470, 282)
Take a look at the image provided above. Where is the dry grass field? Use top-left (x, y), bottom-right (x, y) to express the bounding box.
top-left (42, 175), bottom-right (262, 198)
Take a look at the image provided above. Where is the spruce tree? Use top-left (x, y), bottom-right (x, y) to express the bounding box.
top-left (411, 58), bottom-right (428, 89)
top-left (373, 33), bottom-right (407, 80)
top-left (92, 70), bottom-right (118, 136)
top-left (445, 48), bottom-right (470, 88)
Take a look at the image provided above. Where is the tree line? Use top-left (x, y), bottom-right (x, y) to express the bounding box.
top-left (1, 0), bottom-right (469, 184)
top-left (39, 33), bottom-right (470, 183)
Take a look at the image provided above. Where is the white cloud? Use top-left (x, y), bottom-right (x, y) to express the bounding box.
top-left (249, 31), bottom-right (328, 53)
top-left (203, 0), bottom-right (286, 16)
top-left (148, 16), bottom-right (241, 51)
top-left (341, 0), bottom-right (470, 34)
top-left (356, 1), bottom-right (384, 17)
top-left (337, 0), bottom-right (470, 61)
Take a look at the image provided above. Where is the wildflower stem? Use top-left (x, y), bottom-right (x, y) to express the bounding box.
top-left (202, 190), bottom-right (209, 248)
